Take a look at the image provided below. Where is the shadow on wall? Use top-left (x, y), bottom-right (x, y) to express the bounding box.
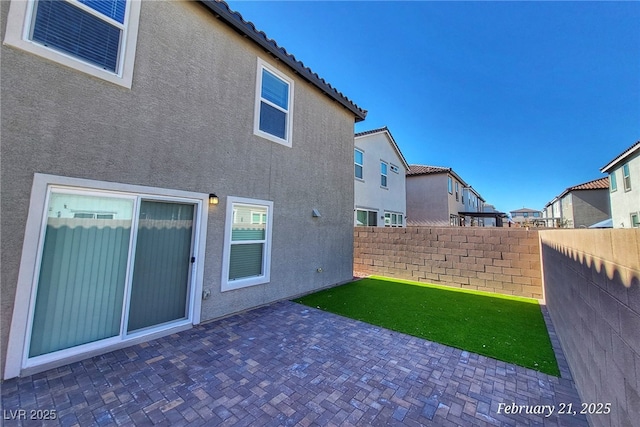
top-left (540, 230), bottom-right (640, 427)
top-left (543, 240), bottom-right (640, 289)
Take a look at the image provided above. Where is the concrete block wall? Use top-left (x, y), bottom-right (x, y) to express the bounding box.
top-left (353, 227), bottom-right (543, 299)
top-left (540, 230), bottom-right (640, 427)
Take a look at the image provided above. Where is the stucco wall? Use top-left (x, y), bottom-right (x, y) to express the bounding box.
top-left (1, 1), bottom-right (357, 373)
top-left (354, 227), bottom-right (543, 299)
top-left (540, 230), bottom-right (640, 427)
top-left (571, 190), bottom-right (611, 228)
top-left (406, 175), bottom-right (450, 226)
top-left (354, 132), bottom-right (407, 225)
top-left (608, 151), bottom-right (640, 228)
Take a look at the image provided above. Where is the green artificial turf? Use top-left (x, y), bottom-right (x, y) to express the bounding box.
top-left (293, 276), bottom-right (559, 376)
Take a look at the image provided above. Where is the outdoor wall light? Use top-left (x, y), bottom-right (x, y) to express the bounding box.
top-left (209, 194), bottom-right (219, 205)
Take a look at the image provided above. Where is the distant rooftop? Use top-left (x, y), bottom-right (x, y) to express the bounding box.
top-left (407, 165), bottom-right (452, 176)
top-left (510, 208), bottom-right (541, 214)
top-left (201, 0), bottom-right (367, 122)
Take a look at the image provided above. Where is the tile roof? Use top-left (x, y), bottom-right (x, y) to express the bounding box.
top-left (201, 0), bottom-right (367, 122)
top-left (510, 208), bottom-right (541, 213)
top-left (567, 177), bottom-right (609, 191)
top-left (600, 141), bottom-right (640, 173)
top-left (354, 126), bottom-right (410, 169)
top-left (407, 165), bottom-right (452, 176)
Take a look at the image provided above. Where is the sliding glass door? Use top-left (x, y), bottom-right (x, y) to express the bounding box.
top-left (127, 201), bottom-right (194, 333)
top-left (28, 189), bottom-right (196, 360)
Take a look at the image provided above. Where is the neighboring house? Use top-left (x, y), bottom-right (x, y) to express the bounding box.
top-left (482, 204), bottom-right (503, 227)
top-left (510, 208), bottom-right (544, 226)
top-left (542, 198), bottom-right (561, 228)
top-left (461, 186), bottom-right (486, 226)
top-left (600, 141), bottom-right (640, 228)
top-left (1, 0), bottom-right (366, 379)
top-left (406, 165), bottom-right (487, 226)
top-left (542, 178), bottom-right (611, 228)
top-left (354, 127), bottom-right (409, 227)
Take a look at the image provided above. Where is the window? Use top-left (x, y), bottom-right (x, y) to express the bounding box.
top-left (251, 211), bottom-right (267, 224)
top-left (623, 164), bottom-right (632, 191)
top-left (384, 212), bottom-right (403, 227)
top-left (631, 213), bottom-right (640, 228)
top-left (222, 197), bottom-right (273, 291)
top-left (455, 182), bottom-right (459, 201)
top-left (254, 59), bottom-right (294, 146)
top-left (610, 172), bottom-right (617, 192)
top-left (354, 149), bottom-right (364, 179)
top-left (381, 162), bottom-right (388, 187)
top-left (390, 164), bottom-right (399, 174)
top-left (448, 177), bottom-right (453, 194)
top-left (523, 212), bottom-right (529, 218)
top-left (356, 209), bottom-right (377, 226)
top-left (4, 0), bottom-right (141, 88)
top-left (533, 212), bottom-right (540, 217)
top-left (3, 173), bottom-right (207, 379)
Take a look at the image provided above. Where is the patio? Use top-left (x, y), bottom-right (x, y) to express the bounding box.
top-left (2, 301), bottom-right (588, 426)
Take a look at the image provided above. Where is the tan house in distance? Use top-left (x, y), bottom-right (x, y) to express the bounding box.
top-left (542, 177), bottom-right (611, 228)
top-left (406, 165), bottom-right (493, 226)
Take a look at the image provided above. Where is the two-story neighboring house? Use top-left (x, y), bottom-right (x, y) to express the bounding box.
top-left (510, 208), bottom-right (543, 226)
top-left (601, 141), bottom-right (640, 228)
top-left (406, 165), bottom-right (477, 226)
top-left (1, 0), bottom-right (366, 379)
top-left (542, 178), bottom-right (611, 228)
top-left (354, 127), bottom-right (409, 227)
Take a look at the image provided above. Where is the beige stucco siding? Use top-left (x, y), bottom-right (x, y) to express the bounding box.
top-left (1, 1), bottom-right (357, 375)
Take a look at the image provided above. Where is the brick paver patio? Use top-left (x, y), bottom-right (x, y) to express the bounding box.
top-left (2, 301), bottom-right (589, 426)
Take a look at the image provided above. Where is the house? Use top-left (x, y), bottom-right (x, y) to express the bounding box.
top-left (510, 208), bottom-right (543, 226)
top-left (542, 197), bottom-right (561, 228)
top-left (354, 127), bottom-right (409, 227)
top-left (482, 204), bottom-right (504, 227)
top-left (406, 165), bottom-right (488, 226)
top-left (1, 0), bottom-right (366, 379)
top-left (461, 186), bottom-right (486, 226)
top-left (542, 177), bottom-right (611, 228)
top-left (600, 141), bottom-right (640, 228)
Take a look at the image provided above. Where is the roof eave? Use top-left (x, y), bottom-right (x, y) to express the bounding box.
top-left (600, 142), bottom-right (640, 173)
top-left (199, 0), bottom-right (367, 122)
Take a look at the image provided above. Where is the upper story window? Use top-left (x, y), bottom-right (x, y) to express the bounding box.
top-left (254, 59), bottom-right (294, 147)
top-left (622, 164), bottom-right (632, 191)
top-left (631, 213), bottom-right (639, 228)
top-left (354, 149), bottom-right (364, 179)
top-left (448, 177), bottom-right (453, 194)
top-left (4, 0), bottom-right (141, 88)
top-left (390, 164), bottom-right (399, 174)
top-left (380, 161), bottom-right (388, 188)
top-left (455, 182), bottom-right (459, 201)
top-left (610, 172), bottom-right (617, 192)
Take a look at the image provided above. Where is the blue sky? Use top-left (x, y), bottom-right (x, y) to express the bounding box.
top-left (227, 0), bottom-right (640, 213)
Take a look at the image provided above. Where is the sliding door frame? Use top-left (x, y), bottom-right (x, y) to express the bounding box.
top-left (4, 174), bottom-right (209, 379)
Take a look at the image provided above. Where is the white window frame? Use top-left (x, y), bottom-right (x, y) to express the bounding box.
top-left (4, 174), bottom-right (207, 379)
top-left (221, 196), bottom-right (273, 292)
top-left (631, 212), bottom-right (639, 228)
top-left (251, 210), bottom-right (267, 225)
top-left (3, 0), bottom-right (141, 88)
top-left (381, 161), bottom-right (388, 188)
top-left (254, 58), bottom-right (294, 147)
top-left (354, 148), bottom-right (364, 180)
top-left (610, 171), bottom-right (617, 192)
top-left (448, 176), bottom-right (453, 194)
top-left (355, 209), bottom-right (378, 227)
top-left (622, 164), bottom-right (632, 191)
